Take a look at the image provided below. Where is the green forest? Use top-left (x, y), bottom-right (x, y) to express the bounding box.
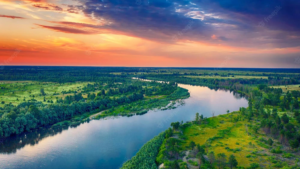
top-left (1, 67), bottom-right (300, 169)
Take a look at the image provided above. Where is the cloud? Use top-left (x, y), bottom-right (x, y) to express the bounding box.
top-left (70, 0), bottom-right (300, 48)
top-left (0, 14), bottom-right (25, 19)
top-left (36, 24), bottom-right (98, 34)
top-left (49, 21), bottom-right (100, 28)
top-left (4, 0), bottom-right (300, 49)
top-left (77, 0), bottom-right (212, 44)
top-left (32, 3), bottom-right (63, 11)
top-left (2, 0), bottom-right (77, 14)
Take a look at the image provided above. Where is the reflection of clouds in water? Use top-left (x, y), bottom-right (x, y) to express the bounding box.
top-left (181, 84), bottom-right (247, 116)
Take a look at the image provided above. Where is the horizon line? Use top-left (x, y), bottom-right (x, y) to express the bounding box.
top-left (1, 65), bottom-right (300, 69)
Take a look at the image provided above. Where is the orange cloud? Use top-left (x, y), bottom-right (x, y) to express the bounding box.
top-left (36, 24), bottom-right (99, 34)
top-left (0, 14), bottom-right (25, 19)
top-left (32, 3), bottom-right (62, 11)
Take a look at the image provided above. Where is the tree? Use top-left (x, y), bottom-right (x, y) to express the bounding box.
top-left (280, 130), bottom-right (285, 144)
top-left (196, 152), bottom-right (202, 165)
top-left (165, 128), bottom-right (173, 138)
top-left (168, 160), bottom-right (180, 169)
top-left (293, 98), bottom-right (299, 109)
top-left (195, 112), bottom-right (200, 123)
top-left (40, 88), bottom-right (46, 96)
top-left (295, 110), bottom-right (300, 117)
top-left (296, 116), bottom-right (300, 124)
top-left (29, 105), bottom-right (41, 120)
top-left (252, 125), bottom-right (259, 134)
top-left (281, 113), bottom-right (289, 124)
top-left (171, 122), bottom-right (180, 130)
top-left (227, 110), bottom-right (230, 114)
top-left (208, 151), bottom-right (215, 164)
top-left (217, 153), bottom-right (226, 169)
top-left (258, 84), bottom-right (267, 90)
top-left (289, 139), bottom-right (299, 149)
top-left (190, 141), bottom-right (196, 150)
top-left (267, 138), bottom-right (273, 146)
top-left (197, 144), bottom-right (205, 154)
top-left (228, 154), bottom-right (238, 169)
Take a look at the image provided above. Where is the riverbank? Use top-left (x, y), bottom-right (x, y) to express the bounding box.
top-left (92, 87), bottom-right (190, 119)
top-left (49, 87), bottom-right (189, 130)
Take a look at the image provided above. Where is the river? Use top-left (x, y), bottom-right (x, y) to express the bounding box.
top-left (0, 84), bottom-right (248, 169)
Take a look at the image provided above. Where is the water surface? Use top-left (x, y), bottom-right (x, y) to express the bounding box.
top-left (0, 84), bottom-right (248, 169)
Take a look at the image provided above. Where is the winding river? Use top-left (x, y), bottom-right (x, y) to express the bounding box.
top-left (0, 84), bottom-right (248, 169)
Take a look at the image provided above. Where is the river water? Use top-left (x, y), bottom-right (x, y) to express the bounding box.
top-left (0, 84), bottom-right (248, 169)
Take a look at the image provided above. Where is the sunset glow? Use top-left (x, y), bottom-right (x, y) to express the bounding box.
top-left (1, 0), bottom-right (300, 67)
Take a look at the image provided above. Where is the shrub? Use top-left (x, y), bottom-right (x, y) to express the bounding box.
top-left (271, 147), bottom-right (283, 154)
top-left (233, 148), bottom-right (241, 153)
top-left (188, 160), bottom-right (198, 166)
top-left (282, 153), bottom-right (294, 158)
top-left (179, 162), bottom-right (188, 169)
top-left (248, 163), bottom-right (259, 169)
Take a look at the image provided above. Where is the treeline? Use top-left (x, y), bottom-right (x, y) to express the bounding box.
top-left (139, 74), bottom-right (300, 87)
top-left (241, 85), bottom-right (300, 149)
top-left (57, 85), bottom-right (142, 104)
top-left (0, 67), bottom-right (128, 83)
top-left (121, 132), bottom-right (165, 169)
top-left (0, 92), bottom-right (144, 138)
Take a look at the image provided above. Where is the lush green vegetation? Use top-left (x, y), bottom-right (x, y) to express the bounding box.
top-left (155, 106), bottom-right (300, 168)
top-left (95, 87), bottom-right (189, 119)
top-left (0, 81), bottom-right (102, 106)
top-left (0, 70), bottom-right (189, 138)
top-left (3, 66), bottom-right (300, 168)
top-left (127, 68), bottom-right (300, 169)
top-left (121, 132), bottom-right (166, 169)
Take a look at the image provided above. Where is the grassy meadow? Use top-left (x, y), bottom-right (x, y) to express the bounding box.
top-left (185, 75), bottom-right (269, 79)
top-left (271, 85), bottom-right (300, 92)
top-left (181, 113), bottom-right (268, 167)
top-left (0, 81), bottom-right (95, 106)
top-left (156, 111), bottom-right (299, 168)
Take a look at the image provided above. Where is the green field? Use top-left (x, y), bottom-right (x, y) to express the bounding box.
top-left (185, 75), bottom-right (269, 79)
top-left (155, 111), bottom-right (299, 169)
top-left (271, 84), bottom-right (300, 92)
top-left (0, 81), bottom-right (95, 106)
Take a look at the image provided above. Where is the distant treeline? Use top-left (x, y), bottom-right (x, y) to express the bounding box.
top-left (1, 66), bottom-right (300, 83)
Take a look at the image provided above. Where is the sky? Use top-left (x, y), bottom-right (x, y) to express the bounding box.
top-left (0, 0), bottom-right (300, 68)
